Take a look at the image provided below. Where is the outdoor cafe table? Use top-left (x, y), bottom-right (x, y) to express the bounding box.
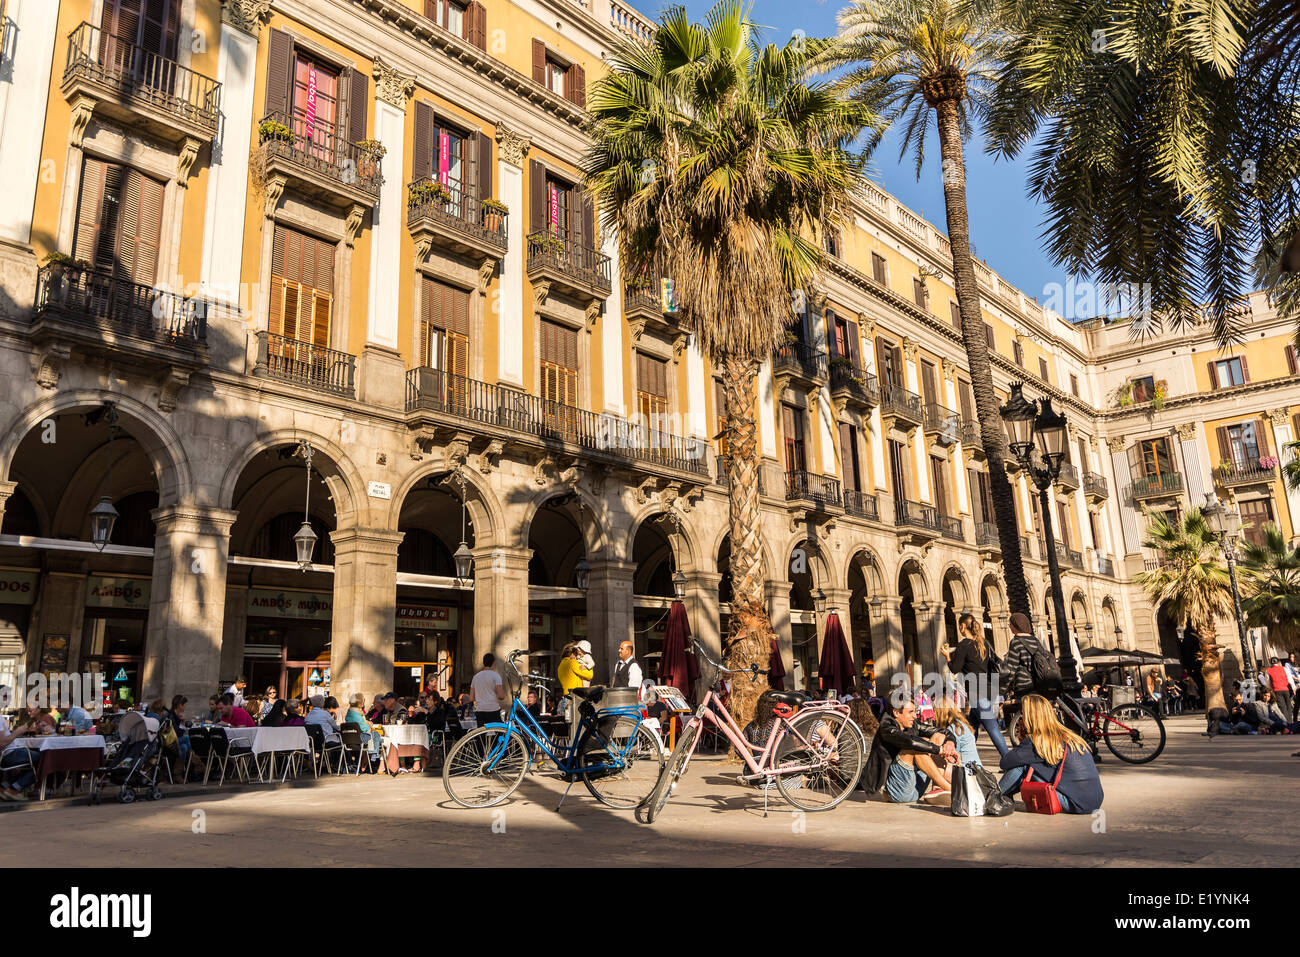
top-left (221, 726), bottom-right (311, 782)
top-left (10, 735), bottom-right (106, 800)
top-left (380, 724), bottom-right (429, 775)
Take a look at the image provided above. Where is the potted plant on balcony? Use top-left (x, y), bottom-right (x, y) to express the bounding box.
top-left (408, 179), bottom-right (452, 210)
top-left (1110, 381), bottom-right (1134, 408)
top-left (482, 197), bottom-right (509, 233)
top-left (1260, 455), bottom-right (1279, 471)
top-left (1151, 379), bottom-right (1168, 411)
top-left (258, 119), bottom-right (294, 146)
top-left (356, 138), bottom-right (386, 182)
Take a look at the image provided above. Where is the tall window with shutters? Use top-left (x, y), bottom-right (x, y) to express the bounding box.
top-left (99, 0), bottom-right (180, 84)
top-left (781, 404), bottom-right (806, 474)
top-left (540, 319), bottom-right (579, 438)
top-left (714, 379), bottom-right (729, 457)
top-left (930, 456), bottom-right (949, 516)
top-left (1208, 356), bottom-right (1247, 389)
top-left (529, 162), bottom-right (595, 256)
top-left (1215, 421), bottom-right (1269, 472)
top-left (264, 31), bottom-right (369, 168)
top-left (636, 352), bottom-right (669, 425)
top-left (420, 276), bottom-right (471, 406)
top-left (840, 423), bottom-right (862, 493)
top-left (875, 337), bottom-right (903, 389)
top-left (531, 39), bottom-right (586, 107)
top-left (871, 252), bottom-right (887, 285)
top-left (424, 0), bottom-right (486, 48)
top-left (412, 104), bottom-right (492, 225)
top-left (269, 224), bottom-right (334, 349)
top-left (1130, 437), bottom-right (1175, 485)
top-left (74, 156), bottom-right (165, 286)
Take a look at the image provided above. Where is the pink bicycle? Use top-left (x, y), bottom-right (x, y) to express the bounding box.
top-left (644, 639), bottom-right (867, 822)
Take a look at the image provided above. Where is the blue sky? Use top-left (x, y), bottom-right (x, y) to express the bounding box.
top-left (656, 0), bottom-right (1072, 310)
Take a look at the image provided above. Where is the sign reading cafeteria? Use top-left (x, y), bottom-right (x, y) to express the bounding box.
top-left (247, 589), bottom-right (332, 620)
top-left (395, 604), bottom-right (458, 630)
top-left (85, 576), bottom-right (151, 609)
top-left (0, 570), bottom-right (38, 604)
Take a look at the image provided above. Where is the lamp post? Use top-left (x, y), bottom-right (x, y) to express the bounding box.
top-left (672, 569), bottom-right (687, 601)
top-left (90, 403), bottom-right (120, 550)
top-left (452, 471), bottom-right (474, 583)
top-left (294, 440), bottom-right (317, 571)
top-left (1202, 492), bottom-right (1254, 675)
top-left (574, 556), bottom-right (591, 592)
top-left (1000, 383), bottom-right (1080, 693)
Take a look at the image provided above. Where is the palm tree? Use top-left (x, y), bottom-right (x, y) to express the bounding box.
top-left (1240, 523), bottom-right (1300, 654)
top-left (584, 1), bottom-right (873, 724)
top-left (1134, 509), bottom-right (1233, 712)
top-left (814, 0), bottom-right (1031, 617)
top-left (985, 0), bottom-right (1300, 344)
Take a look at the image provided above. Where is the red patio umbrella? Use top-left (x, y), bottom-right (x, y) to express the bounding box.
top-left (660, 600), bottom-right (700, 703)
top-left (767, 638), bottom-right (787, 692)
top-left (818, 613), bottom-right (855, 694)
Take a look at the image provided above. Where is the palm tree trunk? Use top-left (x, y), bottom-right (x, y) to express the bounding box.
top-left (1196, 618), bottom-right (1227, 712)
top-left (721, 353), bottom-right (772, 727)
top-left (933, 97), bottom-right (1031, 618)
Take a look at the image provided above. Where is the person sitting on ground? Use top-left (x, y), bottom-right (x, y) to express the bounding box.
top-left (1228, 692), bottom-right (1260, 734)
top-left (281, 698), bottom-right (306, 727)
top-left (933, 698), bottom-right (981, 767)
top-left (305, 695), bottom-right (342, 744)
top-left (998, 694), bottom-right (1103, 814)
top-left (380, 692), bottom-right (408, 725)
top-left (869, 697), bottom-right (958, 803)
top-left (1257, 690), bottom-right (1295, 733)
top-left (216, 692), bottom-right (255, 728)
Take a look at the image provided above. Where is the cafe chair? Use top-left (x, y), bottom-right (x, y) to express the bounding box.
top-left (339, 724), bottom-right (374, 775)
top-left (209, 727), bottom-right (257, 784)
top-left (304, 724), bottom-right (345, 777)
top-left (185, 727), bottom-right (213, 783)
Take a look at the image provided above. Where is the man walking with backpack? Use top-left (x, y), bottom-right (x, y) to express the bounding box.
top-left (1000, 612), bottom-right (1061, 701)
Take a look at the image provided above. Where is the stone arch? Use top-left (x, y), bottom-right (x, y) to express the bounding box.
top-left (897, 555), bottom-right (930, 601)
top-left (711, 524), bottom-right (774, 584)
top-left (0, 391), bottom-right (192, 506)
top-left (979, 572), bottom-right (1007, 614)
top-left (783, 536), bottom-right (832, 587)
top-left (389, 462), bottom-right (505, 549)
top-left (939, 562), bottom-right (971, 609)
top-left (219, 429), bottom-right (364, 526)
top-left (622, 503), bottom-right (702, 574)
top-left (843, 545), bottom-right (886, 594)
top-left (515, 484), bottom-right (609, 558)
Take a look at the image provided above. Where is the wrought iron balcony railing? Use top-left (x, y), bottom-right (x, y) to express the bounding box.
top-left (1130, 471), bottom-right (1183, 500)
top-left (895, 498), bottom-right (940, 533)
top-left (1083, 471), bottom-right (1109, 499)
top-left (256, 332), bottom-right (355, 397)
top-left (1214, 462), bottom-right (1278, 487)
top-left (975, 521), bottom-right (1000, 549)
top-left (525, 230), bottom-right (612, 298)
top-left (405, 367), bottom-right (708, 476)
top-left (406, 178), bottom-right (507, 256)
top-left (1098, 556), bottom-right (1115, 577)
top-left (774, 341), bottom-right (828, 382)
top-left (784, 470), bottom-right (842, 509)
top-left (1056, 462), bottom-right (1080, 490)
top-left (843, 489), bottom-right (879, 521)
top-left (923, 402), bottom-right (960, 442)
top-left (881, 384), bottom-right (923, 425)
top-left (34, 262), bottom-right (206, 346)
top-left (939, 514), bottom-right (964, 542)
top-left (959, 419), bottom-right (983, 450)
top-left (64, 22), bottom-right (221, 134)
top-left (256, 110), bottom-right (383, 202)
top-left (829, 364), bottom-right (878, 406)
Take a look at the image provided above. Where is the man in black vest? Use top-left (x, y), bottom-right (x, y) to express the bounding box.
top-left (611, 640), bottom-right (643, 689)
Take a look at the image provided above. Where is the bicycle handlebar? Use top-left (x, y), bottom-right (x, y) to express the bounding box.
top-left (691, 638), bottom-right (769, 681)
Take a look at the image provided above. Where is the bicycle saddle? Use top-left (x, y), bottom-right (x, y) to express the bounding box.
top-left (765, 690), bottom-right (807, 708)
top-left (570, 686), bottom-right (606, 702)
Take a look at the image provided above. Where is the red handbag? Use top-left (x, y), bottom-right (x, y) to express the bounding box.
top-left (1019, 754), bottom-right (1066, 814)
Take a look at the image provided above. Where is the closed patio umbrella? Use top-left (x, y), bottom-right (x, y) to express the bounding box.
top-left (767, 637), bottom-right (787, 692)
top-left (660, 600), bottom-right (699, 703)
top-left (818, 613), bottom-right (855, 694)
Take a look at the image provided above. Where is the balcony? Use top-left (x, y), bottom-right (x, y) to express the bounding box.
top-left (784, 470), bottom-right (842, 510)
top-left (406, 179), bottom-right (507, 263)
top-left (1083, 471), bottom-right (1109, 502)
top-left (895, 498), bottom-right (940, 536)
top-left (959, 419), bottom-right (983, 454)
top-left (255, 332), bottom-right (355, 398)
top-left (975, 521), bottom-right (1001, 551)
top-left (715, 454), bottom-right (765, 494)
top-left (404, 368), bottom-right (708, 478)
top-left (526, 231), bottom-right (612, 302)
top-left (623, 276), bottom-right (682, 342)
top-left (31, 264), bottom-right (207, 387)
top-left (62, 23), bottom-right (221, 145)
top-left (1052, 542), bottom-right (1082, 570)
top-left (939, 514), bottom-right (965, 542)
top-left (843, 489), bottom-right (879, 521)
top-left (880, 384), bottom-right (924, 430)
top-left (1098, 556), bottom-right (1116, 577)
top-left (254, 111), bottom-right (382, 211)
top-left (1214, 461), bottom-right (1278, 489)
top-left (1056, 462), bottom-right (1080, 491)
top-left (829, 363), bottom-right (878, 410)
top-left (1130, 471), bottom-right (1183, 501)
top-left (923, 403), bottom-right (960, 445)
top-left (773, 341), bottom-right (828, 389)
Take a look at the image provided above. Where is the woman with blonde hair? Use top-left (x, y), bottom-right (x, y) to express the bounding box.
top-left (932, 698), bottom-right (979, 767)
top-left (998, 694), bottom-right (1104, 813)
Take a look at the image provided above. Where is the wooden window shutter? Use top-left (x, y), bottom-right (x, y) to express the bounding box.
top-left (265, 29), bottom-right (293, 117)
top-left (985, 323), bottom-right (995, 350)
top-left (425, 0), bottom-right (438, 22)
top-left (477, 130), bottom-right (492, 203)
top-left (128, 171), bottom-right (165, 286)
top-left (1216, 426), bottom-right (1231, 465)
top-left (950, 301), bottom-right (961, 327)
top-left (920, 361), bottom-right (937, 405)
top-left (874, 337), bottom-right (888, 383)
top-left (531, 39), bottom-right (546, 84)
top-left (141, 0), bottom-right (180, 60)
top-left (467, 1), bottom-right (487, 50)
top-left (529, 160), bottom-right (546, 232)
top-left (347, 68), bottom-right (369, 143)
top-left (1257, 418), bottom-right (1272, 457)
top-left (846, 320), bottom-right (860, 367)
top-left (73, 156), bottom-right (109, 267)
top-left (1287, 345), bottom-right (1298, 376)
top-left (1126, 442), bottom-right (1144, 481)
top-left (892, 344), bottom-right (904, 384)
top-left (93, 162), bottom-right (127, 274)
top-left (1239, 355), bottom-right (1250, 383)
top-left (116, 171), bottom-right (142, 281)
top-left (569, 62), bottom-right (586, 108)
top-left (1207, 360), bottom-right (1219, 390)
top-left (311, 290), bottom-right (331, 347)
top-left (581, 194), bottom-right (595, 250)
top-left (412, 102), bottom-right (434, 182)
top-left (958, 380), bottom-right (973, 421)
top-left (839, 422), bottom-right (856, 490)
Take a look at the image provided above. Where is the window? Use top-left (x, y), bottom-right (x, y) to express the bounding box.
top-left (840, 423), bottom-right (861, 492)
top-left (1056, 500), bottom-right (1072, 549)
top-left (871, 252), bottom-right (887, 285)
top-left (824, 228), bottom-right (841, 258)
top-left (782, 404), bottom-right (806, 473)
top-left (545, 56), bottom-right (566, 96)
top-left (969, 469), bottom-right (994, 524)
top-left (291, 53), bottom-right (340, 161)
top-left (636, 352), bottom-right (669, 423)
top-left (1131, 375), bottom-right (1155, 403)
top-left (1131, 437), bottom-right (1174, 481)
top-left (99, 0), bottom-right (180, 73)
top-left (532, 39), bottom-right (585, 107)
top-left (1076, 437), bottom-right (1088, 472)
top-left (984, 323), bottom-right (996, 351)
top-left (930, 456), bottom-right (949, 516)
top-left (1216, 421), bottom-right (1269, 471)
top-left (268, 224), bottom-right (335, 347)
top-left (1240, 498), bottom-right (1276, 548)
top-left (1070, 373), bottom-right (1079, 397)
top-left (958, 379), bottom-right (974, 422)
top-left (529, 161), bottom-right (594, 251)
top-left (425, 0), bottom-right (486, 47)
top-left (1209, 357), bottom-right (1247, 389)
top-left (949, 300), bottom-right (961, 327)
top-left (1012, 339), bottom-right (1024, 367)
top-left (73, 157), bottom-right (165, 284)
top-left (1038, 356), bottom-right (1050, 381)
top-left (888, 439), bottom-right (908, 499)
top-left (419, 277), bottom-right (471, 380)
top-left (875, 337), bottom-right (903, 389)
top-left (264, 30), bottom-right (369, 154)
top-left (412, 104), bottom-right (489, 219)
top-left (912, 277), bottom-right (927, 309)
top-left (540, 319), bottom-right (579, 436)
top-left (920, 360), bottom-right (938, 406)
top-left (714, 379), bottom-right (728, 456)
top-left (1287, 345), bottom-right (1298, 376)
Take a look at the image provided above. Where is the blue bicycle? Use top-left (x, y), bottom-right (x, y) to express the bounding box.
top-left (441, 649), bottom-right (665, 809)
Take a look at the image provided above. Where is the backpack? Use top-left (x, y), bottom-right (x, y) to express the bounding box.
top-left (1026, 638), bottom-right (1062, 692)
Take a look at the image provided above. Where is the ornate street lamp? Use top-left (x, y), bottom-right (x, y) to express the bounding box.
top-left (89, 403), bottom-right (120, 550)
top-left (1203, 492), bottom-right (1254, 674)
top-left (574, 556), bottom-right (591, 592)
top-left (294, 440), bottom-right (317, 571)
top-left (999, 383), bottom-right (1079, 693)
top-left (453, 471), bottom-right (474, 583)
top-left (672, 569), bottom-right (687, 600)
top-left (814, 588), bottom-right (827, 614)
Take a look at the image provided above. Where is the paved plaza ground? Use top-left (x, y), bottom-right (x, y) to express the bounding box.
top-left (2, 716), bottom-right (1296, 867)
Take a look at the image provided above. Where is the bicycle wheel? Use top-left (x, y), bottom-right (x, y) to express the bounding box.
top-left (1101, 704), bottom-right (1166, 764)
top-left (442, 726), bottom-right (529, 808)
top-left (644, 719), bottom-right (699, 824)
top-left (581, 724), bottom-right (666, 809)
top-left (775, 710), bottom-right (866, 811)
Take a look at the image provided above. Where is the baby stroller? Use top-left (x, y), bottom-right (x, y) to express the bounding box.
top-left (89, 712), bottom-right (170, 804)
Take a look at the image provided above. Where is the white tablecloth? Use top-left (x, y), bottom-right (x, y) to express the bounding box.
top-left (380, 725), bottom-right (428, 747)
top-left (221, 727), bottom-right (310, 754)
top-left (11, 735), bottom-right (106, 752)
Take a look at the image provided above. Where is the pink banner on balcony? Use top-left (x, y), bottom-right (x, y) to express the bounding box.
top-left (438, 130), bottom-right (449, 186)
top-left (305, 67), bottom-right (317, 138)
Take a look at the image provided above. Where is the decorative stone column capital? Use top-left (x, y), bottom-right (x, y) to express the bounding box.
top-left (1268, 407), bottom-right (1292, 427)
top-left (939, 356), bottom-right (957, 383)
top-left (1107, 435), bottom-right (1127, 454)
top-left (221, 0), bottom-right (273, 35)
top-left (1175, 422), bottom-right (1198, 442)
top-left (372, 57), bottom-right (416, 110)
top-left (901, 337), bottom-right (919, 362)
top-left (495, 122), bottom-right (532, 167)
